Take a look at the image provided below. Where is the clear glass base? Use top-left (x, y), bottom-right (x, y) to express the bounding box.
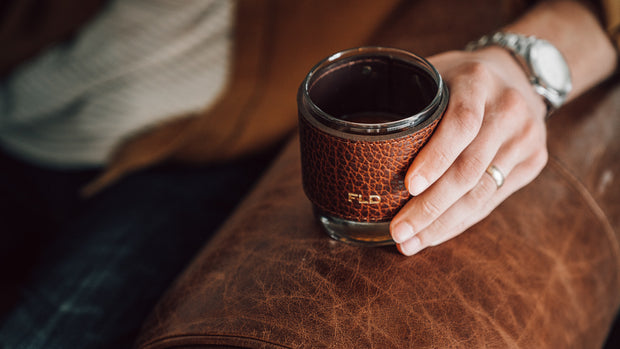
top-left (314, 208), bottom-right (395, 246)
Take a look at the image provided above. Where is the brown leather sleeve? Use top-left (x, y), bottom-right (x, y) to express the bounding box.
top-left (299, 116), bottom-right (441, 222)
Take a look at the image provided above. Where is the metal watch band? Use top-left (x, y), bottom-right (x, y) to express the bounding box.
top-left (465, 32), bottom-right (533, 56)
top-left (465, 31), bottom-right (572, 115)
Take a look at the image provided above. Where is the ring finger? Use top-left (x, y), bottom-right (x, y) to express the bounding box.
top-left (398, 151), bottom-right (543, 255)
top-left (390, 110), bottom-right (507, 243)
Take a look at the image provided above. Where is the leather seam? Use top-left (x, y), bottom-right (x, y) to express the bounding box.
top-left (140, 333), bottom-right (292, 349)
top-left (306, 121), bottom-right (432, 145)
top-left (548, 155), bottom-right (620, 288)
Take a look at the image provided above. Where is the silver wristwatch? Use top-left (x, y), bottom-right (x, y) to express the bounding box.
top-left (466, 32), bottom-right (572, 113)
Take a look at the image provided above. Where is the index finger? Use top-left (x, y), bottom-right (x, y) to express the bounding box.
top-left (406, 64), bottom-right (490, 196)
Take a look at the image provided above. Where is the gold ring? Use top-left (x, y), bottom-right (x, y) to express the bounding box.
top-left (486, 165), bottom-right (505, 189)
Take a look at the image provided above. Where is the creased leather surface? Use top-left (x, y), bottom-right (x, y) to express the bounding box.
top-left (135, 0), bottom-right (620, 348)
top-left (299, 116), bottom-right (441, 222)
top-left (136, 89), bottom-right (620, 347)
top-left (135, 79), bottom-right (620, 349)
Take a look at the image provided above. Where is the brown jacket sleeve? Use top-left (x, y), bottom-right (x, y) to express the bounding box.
top-left (603, 0), bottom-right (620, 50)
top-left (83, 0), bottom-right (403, 195)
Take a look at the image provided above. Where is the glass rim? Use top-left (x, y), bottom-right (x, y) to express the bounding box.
top-left (300, 46), bottom-right (445, 133)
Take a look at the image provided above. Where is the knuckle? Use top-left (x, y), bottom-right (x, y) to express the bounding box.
top-left (521, 118), bottom-right (537, 138)
top-left (419, 199), bottom-right (443, 222)
top-left (468, 176), bottom-right (496, 204)
top-left (453, 104), bottom-right (483, 140)
top-left (531, 148), bottom-right (549, 172)
top-left (453, 155), bottom-right (486, 187)
top-left (506, 116), bottom-right (546, 161)
top-left (519, 120), bottom-right (547, 154)
top-left (498, 88), bottom-right (528, 114)
top-left (463, 61), bottom-right (492, 82)
top-left (430, 146), bottom-right (453, 170)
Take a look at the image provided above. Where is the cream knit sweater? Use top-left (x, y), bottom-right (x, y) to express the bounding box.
top-left (0, 0), bottom-right (233, 168)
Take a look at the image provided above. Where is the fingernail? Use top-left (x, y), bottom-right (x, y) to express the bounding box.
top-left (408, 175), bottom-right (429, 196)
top-left (392, 222), bottom-right (414, 244)
top-left (398, 236), bottom-right (422, 256)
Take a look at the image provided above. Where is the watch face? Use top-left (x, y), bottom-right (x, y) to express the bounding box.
top-left (529, 41), bottom-right (571, 93)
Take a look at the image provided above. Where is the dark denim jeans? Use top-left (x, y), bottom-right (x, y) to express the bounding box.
top-left (0, 146), bottom-right (279, 349)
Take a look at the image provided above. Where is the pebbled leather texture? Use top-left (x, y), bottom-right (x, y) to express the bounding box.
top-left (299, 115), bottom-right (441, 222)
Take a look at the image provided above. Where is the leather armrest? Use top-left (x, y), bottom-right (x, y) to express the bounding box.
top-left (134, 0), bottom-right (620, 346)
top-left (134, 76), bottom-right (620, 348)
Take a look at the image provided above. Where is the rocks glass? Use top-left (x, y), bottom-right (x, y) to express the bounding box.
top-left (298, 47), bottom-right (448, 246)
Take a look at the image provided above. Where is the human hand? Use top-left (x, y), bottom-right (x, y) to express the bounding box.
top-left (390, 47), bottom-right (549, 256)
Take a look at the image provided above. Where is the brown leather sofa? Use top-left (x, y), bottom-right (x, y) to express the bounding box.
top-left (2, 0), bottom-right (618, 347)
top-left (135, 89), bottom-right (620, 348)
top-left (132, 1), bottom-right (620, 348)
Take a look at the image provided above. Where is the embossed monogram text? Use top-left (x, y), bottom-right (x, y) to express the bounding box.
top-left (348, 193), bottom-right (381, 205)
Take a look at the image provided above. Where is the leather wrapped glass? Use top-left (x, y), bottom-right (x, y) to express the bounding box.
top-left (297, 47), bottom-right (448, 245)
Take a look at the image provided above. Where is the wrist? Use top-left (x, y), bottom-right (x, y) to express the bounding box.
top-left (503, 0), bottom-right (617, 99)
